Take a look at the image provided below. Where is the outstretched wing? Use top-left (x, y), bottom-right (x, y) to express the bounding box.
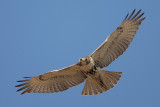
top-left (15, 64), bottom-right (86, 95)
top-left (90, 9), bottom-right (145, 68)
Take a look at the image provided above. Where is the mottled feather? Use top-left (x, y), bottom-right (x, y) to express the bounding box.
top-left (16, 64), bottom-right (86, 94)
top-left (90, 9), bottom-right (145, 68)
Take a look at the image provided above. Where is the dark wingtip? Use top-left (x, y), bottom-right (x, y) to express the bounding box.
top-left (16, 85), bottom-right (28, 92)
top-left (133, 9), bottom-right (136, 14)
top-left (137, 17), bottom-right (146, 24)
top-left (21, 91), bottom-right (26, 95)
top-left (15, 83), bottom-right (28, 87)
top-left (17, 79), bottom-right (29, 82)
top-left (21, 89), bottom-right (31, 95)
top-left (127, 9), bottom-right (136, 20)
top-left (122, 9), bottom-right (145, 23)
top-left (23, 77), bottom-right (32, 78)
top-left (138, 9), bottom-right (142, 13)
top-left (16, 77), bottom-right (32, 95)
top-left (123, 13), bottom-right (129, 22)
top-left (15, 85), bottom-right (20, 87)
top-left (141, 17), bottom-right (146, 21)
top-left (143, 17), bottom-right (146, 20)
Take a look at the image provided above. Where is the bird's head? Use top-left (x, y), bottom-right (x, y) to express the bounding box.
top-left (78, 57), bottom-right (90, 66)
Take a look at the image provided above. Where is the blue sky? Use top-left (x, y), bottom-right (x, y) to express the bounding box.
top-left (0, 0), bottom-right (160, 107)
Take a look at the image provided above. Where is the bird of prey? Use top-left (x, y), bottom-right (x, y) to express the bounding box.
top-left (16, 9), bottom-right (145, 95)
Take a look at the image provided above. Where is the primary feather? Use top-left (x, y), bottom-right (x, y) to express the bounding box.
top-left (91, 9), bottom-right (145, 68)
top-left (16, 64), bottom-right (86, 94)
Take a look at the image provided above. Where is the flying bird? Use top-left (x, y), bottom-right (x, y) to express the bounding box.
top-left (16, 9), bottom-right (145, 95)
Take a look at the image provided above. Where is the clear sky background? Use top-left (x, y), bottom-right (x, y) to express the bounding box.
top-left (0, 0), bottom-right (160, 107)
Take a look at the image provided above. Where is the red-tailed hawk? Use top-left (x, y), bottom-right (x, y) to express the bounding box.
top-left (16, 9), bottom-right (145, 95)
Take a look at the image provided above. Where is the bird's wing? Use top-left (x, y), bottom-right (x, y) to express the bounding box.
top-left (16, 64), bottom-right (87, 94)
top-left (90, 9), bottom-right (145, 68)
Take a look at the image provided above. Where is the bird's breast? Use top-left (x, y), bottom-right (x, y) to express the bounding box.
top-left (80, 62), bottom-right (94, 73)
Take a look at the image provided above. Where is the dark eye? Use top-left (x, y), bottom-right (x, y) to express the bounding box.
top-left (85, 58), bottom-right (87, 61)
top-left (80, 59), bottom-right (82, 61)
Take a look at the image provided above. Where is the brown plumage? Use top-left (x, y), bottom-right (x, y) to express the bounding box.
top-left (16, 9), bottom-right (145, 95)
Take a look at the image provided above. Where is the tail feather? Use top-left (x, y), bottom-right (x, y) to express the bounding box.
top-left (81, 76), bottom-right (106, 95)
top-left (81, 70), bottom-right (122, 95)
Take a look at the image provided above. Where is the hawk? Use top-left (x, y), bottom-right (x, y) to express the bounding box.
top-left (16, 9), bottom-right (145, 95)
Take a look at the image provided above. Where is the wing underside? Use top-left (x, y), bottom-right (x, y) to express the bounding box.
top-left (91, 9), bottom-right (145, 68)
top-left (16, 64), bottom-right (87, 94)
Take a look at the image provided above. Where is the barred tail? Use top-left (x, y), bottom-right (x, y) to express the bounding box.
top-left (81, 70), bottom-right (122, 95)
